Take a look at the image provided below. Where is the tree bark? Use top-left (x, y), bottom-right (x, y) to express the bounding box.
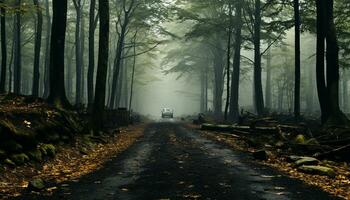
top-left (42, 0), bottom-right (51, 98)
top-left (224, 4), bottom-right (233, 121)
top-left (294, 0), bottom-right (301, 118)
top-left (109, 21), bottom-right (128, 108)
top-left (14, 0), bottom-right (21, 94)
top-left (87, 0), bottom-right (96, 109)
top-left (212, 48), bottom-right (224, 117)
top-left (265, 47), bottom-right (272, 111)
top-left (91, 0), bottom-right (109, 133)
top-left (73, 0), bottom-right (82, 105)
top-left (32, 0), bottom-right (43, 97)
top-left (47, 0), bottom-right (70, 108)
top-left (129, 33), bottom-right (137, 112)
top-left (229, 0), bottom-right (242, 121)
top-left (0, 0), bottom-right (7, 93)
top-left (253, 0), bottom-right (264, 115)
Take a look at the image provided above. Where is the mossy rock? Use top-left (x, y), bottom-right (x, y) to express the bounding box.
top-left (10, 153), bottom-right (29, 165)
top-left (295, 157), bottom-right (319, 166)
top-left (4, 158), bottom-right (16, 167)
top-left (294, 134), bottom-right (306, 144)
top-left (27, 149), bottom-right (42, 162)
top-left (28, 178), bottom-right (45, 191)
top-left (40, 144), bottom-right (56, 157)
top-left (0, 140), bottom-right (23, 153)
top-left (298, 165), bottom-right (336, 178)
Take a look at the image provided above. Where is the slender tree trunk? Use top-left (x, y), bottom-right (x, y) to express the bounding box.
top-left (316, 0), bottom-right (328, 123)
top-left (87, 0), bottom-right (96, 108)
top-left (43, 0), bottom-right (51, 98)
top-left (212, 50), bottom-right (224, 117)
top-left (0, 0), bottom-right (7, 93)
top-left (224, 5), bottom-right (233, 121)
top-left (229, 0), bottom-right (242, 121)
top-left (66, 45), bottom-right (75, 101)
top-left (294, 0), bottom-right (301, 118)
top-left (343, 70), bottom-right (348, 112)
top-left (129, 34), bottom-right (137, 112)
top-left (265, 48), bottom-right (272, 111)
top-left (47, 0), bottom-right (70, 108)
top-left (253, 0), bottom-right (264, 115)
top-left (32, 0), bottom-right (43, 97)
top-left (14, 0), bottom-right (21, 94)
top-left (109, 21), bottom-right (128, 108)
top-left (74, 0), bottom-right (82, 105)
top-left (91, 0), bottom-right (109, 133)
top-left (81, 14), bottom-right (86, 104)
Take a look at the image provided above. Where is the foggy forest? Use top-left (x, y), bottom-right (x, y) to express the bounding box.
top-left (0, 0), bottom-right (349, 199)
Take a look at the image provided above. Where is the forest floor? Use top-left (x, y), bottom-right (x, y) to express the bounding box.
top-left (0, 94), bottom-right (145, 199)
top-left (0, 124), bottom-right (145, 199)
top-left (187, 123), bottom-right (350, 199)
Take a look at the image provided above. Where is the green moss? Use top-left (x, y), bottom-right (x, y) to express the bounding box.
top-left (10, 153), bottom-right (29, 165)
top-left (294, 134), bottom-right (306, 144)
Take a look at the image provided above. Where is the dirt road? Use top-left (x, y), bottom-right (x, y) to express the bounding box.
top-left (21, 122), bottom-right (338, 200)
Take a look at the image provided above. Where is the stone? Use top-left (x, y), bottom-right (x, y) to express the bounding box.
top-left (253, 150), bottom-right (268, 160)
top-left (295, 157), bottom-right (319, 166)
top-left (28, 178), bottom-right (45, 191)
top-left (298, 165), bottom-right (336, 178)
top-left (10, 153), bottom-right (29, 165)
top-left (4, 158), bottom-right (16, 167)
top-left (27, 149), bottom-right (42, 162)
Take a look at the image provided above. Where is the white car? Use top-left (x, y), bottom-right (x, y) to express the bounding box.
top-left (161, 108), bottom-right (174, 118)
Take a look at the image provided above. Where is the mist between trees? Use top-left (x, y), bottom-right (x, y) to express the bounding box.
top-left (0, 0), bottom-right (349, 128)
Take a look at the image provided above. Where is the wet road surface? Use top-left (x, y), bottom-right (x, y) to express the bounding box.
top-left (23, 122), bottom-right (338, 200)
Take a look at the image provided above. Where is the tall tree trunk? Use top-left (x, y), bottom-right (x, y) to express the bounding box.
top-left (47, 0), bottom-right (70, 108)
top-left (294, 0), bottom-right (301, 118)
top-left (343, 70), bottom-right (348, 112)
top-left (81, 14), bottom-right (86, 104)
top-left (14, 0), bottom-right (21, 94)
top-left (109, 21), bottom-right (128, 108)
top-left (316, 0), bottom-right (328, 123)
top-left (224, 4), bottom-right (233, 121)
top-left (229, 0), bottom-right (242, 121)
top-left (324, 0), bottom-right (348, 124)
top-left (265, 47), bottom-right (272, 111)
top-left (200, 67), bottom-right (206, 113)
top-left (42, 0), bottom-right (51, 98)
top-left (212, 49), bottom-right (224, 117)
top-left (87, 0), bottom-right (96, 109)
top-left (32, 0), bottom-right (43, 97)
top-left (66, 45), bottom-right (75, 101)
top-left (74, 0), bottom-right (82, 105)
top-left (91, 0), bottom-right (109, 133)
top-left (0, 0), bottom-right (6, 93)
top-left (253, 0), bottom-right (264, 115)
top-left (129, 33), bottom-right (137, 112)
